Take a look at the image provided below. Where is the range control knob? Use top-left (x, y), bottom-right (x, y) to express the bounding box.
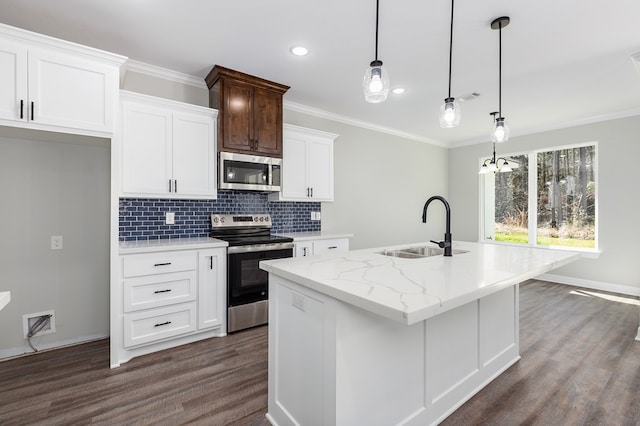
top-left (212, 217), bottom-right (219, 224)
top-left (220, 217), bottom-right (226, 223)
top-left (264, 216), bottom-right (270, 222)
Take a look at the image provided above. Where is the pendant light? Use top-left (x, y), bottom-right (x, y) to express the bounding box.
top-left (363, 0), bottom-right (389, 103)
top-left (439, 0), bottom-right (461, 128)
top-left (490, 16), bottom-right (510, 143)
top-left (480, 112), bottom-right (513, 174)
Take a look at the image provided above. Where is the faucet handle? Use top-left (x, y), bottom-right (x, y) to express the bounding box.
top-left (430, 239), bottom-right (451, 248)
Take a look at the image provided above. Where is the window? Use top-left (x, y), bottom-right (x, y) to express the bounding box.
top-left (481, 143), bottom-right (597, 250)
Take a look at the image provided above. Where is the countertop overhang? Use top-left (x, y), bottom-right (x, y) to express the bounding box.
top-left (260, 241), bottom-right (581, 325)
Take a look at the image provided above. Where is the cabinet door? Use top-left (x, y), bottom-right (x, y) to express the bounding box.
top-left (198, 249), bottom-right (226, 330)
top-left (0, 40), bottom-right (27, 122)
top-left (221, 79), bottom-right (253, 152)
top-left (307, 137), bottom-right (334, 201)
top-left (27, 48), bottom-right (117, 133)
top-left (281, 132), bottom-right (310, 200)
top-left (173, 112), bottom-right (216, 197)
top-left (121, 102), bottom-right (173, 195)
top-left (253, 87), bottom-right (283, 156)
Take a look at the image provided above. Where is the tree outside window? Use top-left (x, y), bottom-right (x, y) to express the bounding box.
top-left (482, 143), bottom-right (597, 250)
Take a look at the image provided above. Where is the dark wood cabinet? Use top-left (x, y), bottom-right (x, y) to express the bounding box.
top-left (206, 65), bottom-right (289, 157)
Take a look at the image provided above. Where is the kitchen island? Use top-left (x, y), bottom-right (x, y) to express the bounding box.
top-left (260, 241), bottom-right (581, 425)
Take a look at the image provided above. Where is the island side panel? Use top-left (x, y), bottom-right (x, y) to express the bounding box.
top-left (267, 274), bottom-right (521, 426)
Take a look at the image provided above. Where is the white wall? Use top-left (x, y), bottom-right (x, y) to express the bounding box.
top-left (449, 115), bottom-right (640, 291)
top-left (284, 110), bottom-right (449, 250)
top-left (0, 129), bottom-right (110, 357)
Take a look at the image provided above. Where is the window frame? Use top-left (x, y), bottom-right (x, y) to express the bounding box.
top-left (478, 141), bottom-right (599, 254)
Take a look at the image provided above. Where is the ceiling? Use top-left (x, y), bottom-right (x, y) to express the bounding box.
top-left (3, 0), bottom-right (640, 147)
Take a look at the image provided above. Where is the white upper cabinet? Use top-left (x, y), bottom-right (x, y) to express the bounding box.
top-left (0, 24), bottom-right (125, 137)
top-left (269, 124), bottom-right (338, 202)
top-left (120, 91), bottom-right (218, 199)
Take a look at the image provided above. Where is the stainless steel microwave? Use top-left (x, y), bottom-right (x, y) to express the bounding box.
top-left (218, 152), bottom-right (282, 192)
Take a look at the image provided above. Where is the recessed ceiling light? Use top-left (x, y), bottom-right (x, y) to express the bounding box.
top-left (392, 88), bottom-right (405, 94)
top-left (290, 46), bottom-right (308, 56)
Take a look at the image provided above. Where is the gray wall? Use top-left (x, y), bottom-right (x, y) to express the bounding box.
top-left (0, 129), bottom-right (110, 357)
top-left (284, 110), bottom-right (449, 250)
top-left (449, 115), bottom-right (640, 290)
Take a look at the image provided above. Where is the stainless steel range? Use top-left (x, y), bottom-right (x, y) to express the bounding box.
top-left (210, 214), bottom-right (294, 333)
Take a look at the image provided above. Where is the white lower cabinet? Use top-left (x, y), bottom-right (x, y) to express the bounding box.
top-left (294, 237), bottom-right (350, 257)
top-left (115, 245), bottom-right (226, 366)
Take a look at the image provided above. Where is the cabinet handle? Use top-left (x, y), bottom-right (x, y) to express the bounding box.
top-left (20, 100), bottom-right (24, 119)
top-left (210, 256), bottom-right (213, 270)
top-left (328, 246), bottom-right (338, 250)
top-left (302, 247), bottom-right (307, 256)
top-left (169, 180), bottom-right (172, 192)
top-left (154, 289), bottom-right (172, 294)
top-left (153, 262), bottom-right (172, 267)
top-left (174, 180), bottom-right (177, 193)
top-left (310, 187), bottom-right (313, 197)
top-left (154, 321), bottom-right (172, 327)
top-left (30, 102), bottom-right (34, 120)
top-left (306, 187), bottom-right (310, 197)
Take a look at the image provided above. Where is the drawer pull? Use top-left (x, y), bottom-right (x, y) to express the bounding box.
top-left (153, 262), bottom-right (172, 267)
top-left (154, 321), bottom-right (172, 327)
top-left (328, 246), bottom-right (338, 249)
top-left (153, 289), bottom-right (172, 294)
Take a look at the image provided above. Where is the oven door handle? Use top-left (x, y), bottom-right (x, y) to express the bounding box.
top-left (227, 242), bottom-right (294, 254)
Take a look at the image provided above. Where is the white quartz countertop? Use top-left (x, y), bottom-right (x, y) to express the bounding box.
top-left (274, 231), bottom-right (353, 242)
top-left (119, 237), bottom-right (228, 254)
top-left (260, 241), bottom-right (581, 325)
top-left (0, 291), bottom-right (10, 312)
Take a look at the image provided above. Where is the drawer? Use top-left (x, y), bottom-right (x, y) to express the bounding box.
top-left (313, 238), bottom-right (349, 254)
top-left (122, 251), bottom-right (197, 278)
top-left (123, 271), bottom-right (197, 313)
top-left (124, 302), bottom-right (197, 348)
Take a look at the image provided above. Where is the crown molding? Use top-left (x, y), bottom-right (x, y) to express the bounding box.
top-left (284, 101), bottom-right (447, 147)
top-left (450, 107), bottom-right (640, 149)
top-left (122, 59), bottom-right (207, 88)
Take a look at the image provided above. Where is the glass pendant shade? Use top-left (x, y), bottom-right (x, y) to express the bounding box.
top-left (491, 117), bottom-right (510, 143)
top-left (363, 60), bottom-right (389, 103)
top-left (439, 97), bottom-right (461, 128)
top-left (499, 161), bottom-right (512, 173)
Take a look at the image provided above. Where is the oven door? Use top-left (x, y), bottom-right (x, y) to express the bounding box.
top-left (227, 246), bottom-right (293, 307)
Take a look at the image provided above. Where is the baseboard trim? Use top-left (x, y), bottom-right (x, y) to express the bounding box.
top-left (536, 273), bottom-right (640, 297)
top-left (0, 334), bottom-right (108, 361)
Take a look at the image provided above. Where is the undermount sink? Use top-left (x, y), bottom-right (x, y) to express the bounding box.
top-left (379, 245), bottom-right (469, 259)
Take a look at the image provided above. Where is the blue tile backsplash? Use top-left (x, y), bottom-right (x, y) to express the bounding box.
top-left (119, 190), bottom-right (321, 241)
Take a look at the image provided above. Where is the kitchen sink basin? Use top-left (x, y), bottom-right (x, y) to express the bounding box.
top-left (379, 245), bottom-right (469, 259)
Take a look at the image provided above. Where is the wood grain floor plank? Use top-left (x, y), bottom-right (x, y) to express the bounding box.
top-left (1, 280), bottom-right (638, 425)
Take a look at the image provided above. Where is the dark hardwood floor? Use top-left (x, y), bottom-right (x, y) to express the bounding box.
top-left (1, 280), bottom-right (639, 425)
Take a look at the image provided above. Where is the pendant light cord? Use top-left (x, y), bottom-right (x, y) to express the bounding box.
top-left (447, 0), bottom-right (454, 98)
top-left (498, 21), bottom-right (502, 118)
top-left (374, 0), bottom-right (380, 61)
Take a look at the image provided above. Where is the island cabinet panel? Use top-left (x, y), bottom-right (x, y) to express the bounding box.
top-left (267, 275), bottom-right (520, 426)
top-left (206, 65), bottom-right (289, 157)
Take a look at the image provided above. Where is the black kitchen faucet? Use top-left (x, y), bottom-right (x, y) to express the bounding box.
top-left (422, 195), bottom-right (452, 256)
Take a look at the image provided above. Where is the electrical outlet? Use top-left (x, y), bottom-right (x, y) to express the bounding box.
top-left (51, 236), bottom-right (63, 250)
top-left (165, 212), bottom-right (175, 225)
top-left (23, 310), bottom-right (56, 338)
top-left (292, 292), bottom-right (306, 312)
top-left (311, 211), bottom-right (321, 221)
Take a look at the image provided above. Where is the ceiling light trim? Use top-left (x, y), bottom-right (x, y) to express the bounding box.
top-left (284, 100), bottom-right (447, 147)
